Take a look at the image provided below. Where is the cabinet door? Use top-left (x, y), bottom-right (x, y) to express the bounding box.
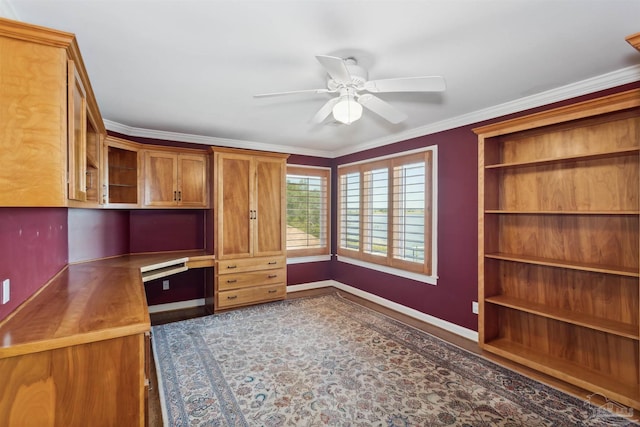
top-left (177, 154), bottom-right (208, 207)
top-left (144, 151), bottom-right (178, 206)
top-left (105, 136), bottom-right (140, 206)
top-left (67, 60), bottom-right (87, 202)
top-left (254, 156), bottom-right (286, 257)
top-left (0, 36), bottom-right (68, 206)
top-left (216, 153), bottom-right (252, 259)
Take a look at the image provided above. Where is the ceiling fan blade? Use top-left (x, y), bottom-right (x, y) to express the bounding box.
top-left (364, 76), bottom-right (446, 93)
top-left (311, 97), bottom-right (340, 123)
top-left (357, 94), bottom-right (407, 124)
top-left (315, 55), bottom-right (352, 85)
top-left (254, 88), bottom-right (331, 98)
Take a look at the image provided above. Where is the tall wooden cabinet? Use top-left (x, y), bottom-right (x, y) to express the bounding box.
top-left (475, 89), bottom-right (640, 409)
top-left (213, 148), bottom-right (288, 311)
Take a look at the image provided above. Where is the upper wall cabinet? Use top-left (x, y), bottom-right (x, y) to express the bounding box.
top-left (0, 18), bottom-right (106, 207)
top-left (104, 136), bottom-right (142, 207)
top-left (67, 60), bottom-right (105, 206)
top-left (143, 148), bottom-right (209, 208)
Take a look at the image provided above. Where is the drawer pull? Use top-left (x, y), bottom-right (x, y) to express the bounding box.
top-left (268, 261), bottom-right (278, 265)
top-left (226, 279), bottom-right (237, 284)
top-left (227, 295), bottom-right (238, 300)
top-left (268, 274), bottom-right (277, 279)
top-left (226, 265), bottom-right (237, 269)
top-left (268, 289), bottom-right (278, 294)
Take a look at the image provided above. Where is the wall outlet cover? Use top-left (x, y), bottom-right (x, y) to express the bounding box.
top-left (2, 279), bottom-right (9, 304)
top-left (472, 301), bottom-right (478, 314)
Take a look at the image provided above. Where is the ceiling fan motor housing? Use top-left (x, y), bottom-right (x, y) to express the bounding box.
top-left (327, 57), bottom-right (368, 90)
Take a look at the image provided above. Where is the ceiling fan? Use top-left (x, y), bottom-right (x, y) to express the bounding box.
top-left (254, 55), bottom-right (446, 125)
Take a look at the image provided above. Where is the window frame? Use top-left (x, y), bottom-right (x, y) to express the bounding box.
top-left (285, 165), bottom-right (331, 259)
top-left (337, 146), bottom-right (438, 284)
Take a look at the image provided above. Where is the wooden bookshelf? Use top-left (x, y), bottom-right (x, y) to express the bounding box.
top-left (475, 89), bottom-right (640, 410)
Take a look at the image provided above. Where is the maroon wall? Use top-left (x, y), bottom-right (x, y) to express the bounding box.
top-left (68, 209), bottom-right (130, 263)
top-left (0, 208), bottom-right (68, 320)
top-left (287, 261), bottom-right (333, 285)
top-left (144, 268), bottom-right (209, 306)
top-left (130, 209), bottom-right (209, 306)
top-left (129, 210), bottom-right (206, 253)
top-left (332, 125), bottom-right (479, 330)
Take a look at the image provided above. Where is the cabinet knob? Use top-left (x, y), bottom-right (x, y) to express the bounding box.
top-left (227, 295), bottom-right (238, 300)
top-left (226, 279), bottom-right (237, 283)
top-left (268, 261), bottom-right (277, 265)
top-left (173, 191), bottom-right (177, 201)
top-left (268, 274), bottom-right (277, 279)
top-left (268, 289), bottom-right (277, 294)
top-left (226, 265), bottom-right (237, 269)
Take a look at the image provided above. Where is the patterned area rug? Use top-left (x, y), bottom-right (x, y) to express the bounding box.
top-left (152, 294), bottom-right (638, 426)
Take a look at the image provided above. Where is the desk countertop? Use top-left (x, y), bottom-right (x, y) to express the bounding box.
top-left (0, 250), bottom-right (214, 358)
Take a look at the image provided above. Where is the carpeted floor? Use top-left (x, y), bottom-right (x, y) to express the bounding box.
top-left (152, 294), bottom-right (638, 426)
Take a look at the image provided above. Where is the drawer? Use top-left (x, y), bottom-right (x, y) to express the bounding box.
top-left (217, 268), bottom-right (285, 291)
top-left (217, 283), bottom-right (286, 309)
top-left (217, 256), bottom-right (285, 274)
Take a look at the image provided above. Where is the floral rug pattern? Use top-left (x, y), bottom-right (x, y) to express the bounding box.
top-left (152, 294), bottom-right (638, 426)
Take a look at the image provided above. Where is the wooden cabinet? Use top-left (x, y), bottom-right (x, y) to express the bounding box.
top-left (0, 18), bottom-right (105, 207)
top-left (0, 260), bottom-right (151, 427)
top-left (104, 136), bottom-right (141, 207)
top-left (216, 256), bottom-right (287, 309)
top-left (67, 60), bottom-right (105, 205)
top-left (213, 148), bottom-right (288, 311)
top-left (143, 149), bottom-right (209, 208)
top-left (475, 89), bottom-right (640, 410)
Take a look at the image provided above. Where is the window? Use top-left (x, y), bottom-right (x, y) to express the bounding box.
top-left (286, 166), bottom-right (331, 258)
top-left (337, 147), bottom-right (436, 282)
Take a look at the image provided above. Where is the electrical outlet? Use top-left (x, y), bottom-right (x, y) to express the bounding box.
top-left (2, 279), bottom-right (9, 304)
top-left (472, 301), bottom-right (478, 314)
top-left (162, 280), bottom-right (170, 291)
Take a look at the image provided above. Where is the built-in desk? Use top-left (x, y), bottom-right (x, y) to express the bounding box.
top-left (0, 250), bottom-right (214, 427)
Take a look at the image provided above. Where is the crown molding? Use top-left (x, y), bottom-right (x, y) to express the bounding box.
top-left (104, 120), bottom-right (332, 158)
top-left (106, 65), bottom-right (640, 159)
top-left (330, 65), bottom-right (640, 157)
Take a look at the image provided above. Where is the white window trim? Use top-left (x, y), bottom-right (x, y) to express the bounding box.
top-left (287, 254), bottom-right (332, 264)
top-left (337, 145), bottom-right (438, 284)
top-left (336, 255), bottom-right (438, 285)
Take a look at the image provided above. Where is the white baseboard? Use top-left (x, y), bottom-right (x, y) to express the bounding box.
top-left (148, 298), bottom-right (205, 314)
top-left (288, 280), bottom-right (479, 342)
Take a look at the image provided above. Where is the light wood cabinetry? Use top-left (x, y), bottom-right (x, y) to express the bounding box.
top-left (627, 32), bottom-right (640, 52)
top-left (0, 251), bottom-right (211, 427)
top-left (104, 136), bottom-right (141, 206)
top-left (67, 60), bottom-right (105, 205)
top-left (475, 89), bottom-right (640, 410)
top-left (143, 148), bottom-right (209, 208)
top-left (216, 256), bottom-right (287, 309)
top-left (0, 18), bottom-right (105, 207)
top-left (0, 261), bottom-right (151, 427)
top-left (213, 148), bottom-right (288, 311)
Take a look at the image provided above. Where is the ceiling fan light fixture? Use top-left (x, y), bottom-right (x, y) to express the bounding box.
top-left (332, 95), bottom-right (362, 124)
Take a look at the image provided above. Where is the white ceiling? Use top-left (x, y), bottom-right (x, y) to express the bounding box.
top-left (4, 0), bottom-right (640, 157)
